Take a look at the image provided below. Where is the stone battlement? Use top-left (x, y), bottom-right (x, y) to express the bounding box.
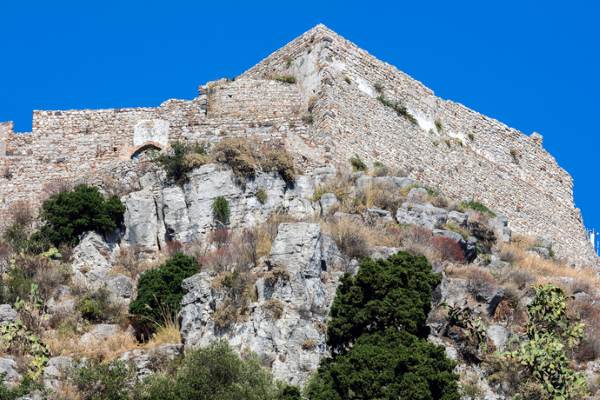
top-left (0, 24), bottom-right (596, 267)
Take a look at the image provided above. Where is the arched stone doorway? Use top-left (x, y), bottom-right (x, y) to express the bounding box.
top-left (130, 142), bottom-right (162, 160)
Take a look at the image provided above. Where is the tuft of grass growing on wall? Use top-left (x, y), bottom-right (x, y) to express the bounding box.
top-left (377, 95), bottom-right (418, 125)
top-left (273, 75), bottom-right (296, 84)
top-left (212, 196), bottom-right (231, 226)
top-left (350, 155), bottom-right (367, 172)
top-left (459, 200), bottom-right (496, 217)
top-left (256, 188), bottom-right (268, 205)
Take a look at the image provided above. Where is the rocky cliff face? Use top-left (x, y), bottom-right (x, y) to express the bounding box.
top-left (2, 151), bottom-right (600, 399)
top-left (180, 222), bottom-right (344, 385)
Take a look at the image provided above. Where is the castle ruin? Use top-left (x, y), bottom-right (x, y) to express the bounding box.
top-left (1, 24), bottom-right (597, 267)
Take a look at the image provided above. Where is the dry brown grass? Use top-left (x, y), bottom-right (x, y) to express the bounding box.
top-left (499, 241), bottom-right (600, 288)
top-left (44, 327), bottom-right (139, 361)
top-left (262, 299), bottom-right (285, 320)
top-left (146, 318), bottom-right (181, 348)
top-left (48, 383), bottom-right (82, 400)
top-left (110, 246), bottom-right (166, 280)
top-left (312, 172), bottom-right (355, 205)
top-left (447, 265), bottom-right (498, 286)
top-left (322, 218), bottom-right (399, 259)
top-left (8, 200), bottom-right (34, 227)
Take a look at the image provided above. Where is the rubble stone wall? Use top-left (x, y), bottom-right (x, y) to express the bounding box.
top-left (243, 25), bottom-right (597, 267)
top-left (0, 24), bottom-right (596, 266)
top-left (0, 79), bottom-right (306, 228)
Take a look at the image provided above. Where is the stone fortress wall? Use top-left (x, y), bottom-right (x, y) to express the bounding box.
top-left (0, 79), bottom-right (308, 228)
top-left (0, 24), bottom-right (597, 267)
top-left (242, 25), bottom-right (597, 267)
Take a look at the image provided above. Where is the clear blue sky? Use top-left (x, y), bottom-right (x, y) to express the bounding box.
top-left (1, 1), bottom-right (598, 235)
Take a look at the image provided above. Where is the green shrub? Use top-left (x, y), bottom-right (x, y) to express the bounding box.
top-left (39, 184), bottom-right (125, 247)
top-left (372, 161), bottom-right (388, 177)
top-left (77, 287), bottom-right (121, 323)
top-left (129, 253), bottom-right (199, 339)
top-left (306, 252), bottom-right (458, 400)
top-left (349, 155), bottom-right (367, 172)
top-left (256, 189), bottom-right (268, 205)
top-left (459, 200), bottom-right (496, 217)
top-left (212, 196), bottom-right (231, 226)
top-left (327, 252), bottom-right (441, 353)
top-left (273, 75), bottom-right (297, 84)
top-left (154, 141), bottom-right (208, 185)
top-left (377, 95), bottom-right (418, 124)
top-left (212, 138), bottom-right (257, 180)
top-left (305, 329), bottom-right (459, 400)
top-left (3, 223), bottom-right (50, 254)
top-left (72, 358), bottom-right (134, 400)
top-left (133, 341), bottom-right (296, 400)
top-left (3, 223), bottom-right (29, 253)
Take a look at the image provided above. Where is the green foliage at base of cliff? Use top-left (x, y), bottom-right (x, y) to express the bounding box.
top-left (306, 252), bottom-right (459, 400)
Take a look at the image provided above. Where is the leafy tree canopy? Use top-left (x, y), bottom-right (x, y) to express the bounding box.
top-left (327, 252), bottom-right (441, 353)
top-left (129, 253), bottom-right (199, 339)
top-left (40, 184), bottom-right (125, 246)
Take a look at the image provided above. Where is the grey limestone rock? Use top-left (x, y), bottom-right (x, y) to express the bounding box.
top-left (180, 222), bottom-right (343, 386)
top-left (406, 187), bottom-right (429, 203)
top-left (43, 356), bottom-right (73, 391)
top-left (487, 325), bottom-right (509, 350)
top-left (71, 232), bottom-right (118, 289)
top-left (0, 304), bottom-right (18, 324)
top-left (0, 357), bottom-right (21, 387)
top-left (396, 202), bottom-right (448, 230)
top-left (319, 193), bottom-right (339, 216)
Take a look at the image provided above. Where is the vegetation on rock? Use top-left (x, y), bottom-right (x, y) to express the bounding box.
top-left (39, 184), bottom-right (125, 247)
top-left (306, 252), bottom-right (459, 399)
top-left (129, 253), bottom-right (199, 339)
top-left (212, 196), bottom-right (231, 226)
top-left (154, 141), bottom-right (208, 185)
top-left (506, 284), bottom-right (588, 399)
top-left (133, 341), bottom-right (298, 400)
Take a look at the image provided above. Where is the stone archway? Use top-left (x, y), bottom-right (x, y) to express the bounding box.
top-left (130, 142), bottom-right (163, 159)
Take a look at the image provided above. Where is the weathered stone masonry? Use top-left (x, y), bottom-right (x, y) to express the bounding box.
top-left (0, 24), bottom-right (596, 267)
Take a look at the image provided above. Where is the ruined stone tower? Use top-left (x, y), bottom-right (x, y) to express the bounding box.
top-left (0, 24), bottom-right (596, 267)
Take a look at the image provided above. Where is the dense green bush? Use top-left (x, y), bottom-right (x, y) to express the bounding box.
top-left (129, 253), bottom-right (199, 339)
top-left (326, 252), bottom-right (441, 354)
top-left (212, 196), bottom-right (231, 226)
top-left (39, 184), bottom-right (125, 246)
top-left (72, 358), bottom-right (133, 400)
top-left (305, 329), bottom-right (459, 400)
top-left (133, 341), bottom-right (297, 400)
top-left (154, 141), bottom-right (208, 185)
top-left (306, 252), bottom-right (459, 400)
